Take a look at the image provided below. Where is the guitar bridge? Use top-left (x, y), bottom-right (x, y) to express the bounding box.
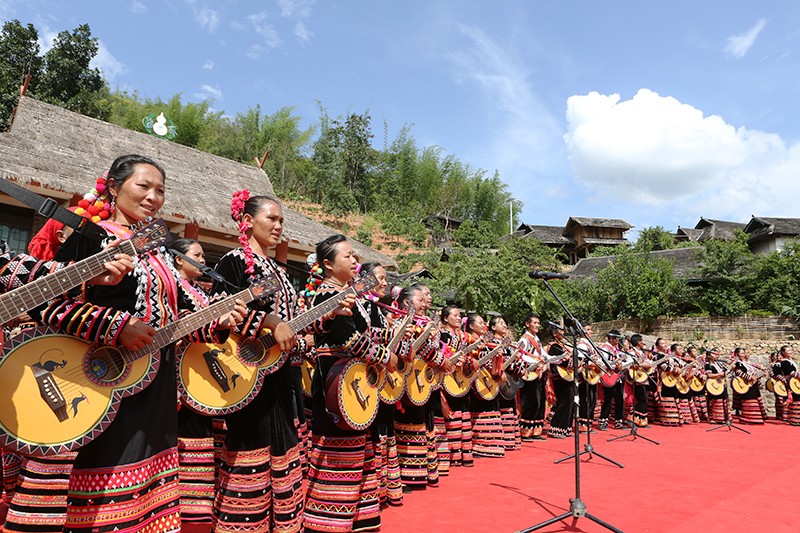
top-left (386, 374), bottom-right (397, 388)
top-left (453, 373), bottom-right (463, 387)
top-left (350, 377), bottom-right (369, 410)
top-left (202, 349), bottom-right (230, 392)
top-left (414, 368), bottom-right (424, 393)
top-left (31, 366), bottom-right (68, 422)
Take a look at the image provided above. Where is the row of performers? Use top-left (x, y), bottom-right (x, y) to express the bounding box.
top-left (509, 323), bottom-right (800, 436)
top-left (2, 154), bottom-right (800, 533)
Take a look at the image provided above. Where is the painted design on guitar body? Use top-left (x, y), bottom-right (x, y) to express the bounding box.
top-left (177, 335), bottom-right (264, 416)
top-left (0, 327), bottom-right (157, 455)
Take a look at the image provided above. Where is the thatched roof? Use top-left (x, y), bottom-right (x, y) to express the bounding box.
top-left (517, 224), bottom-right (574, 245)
top-left (568, 247), bottom-right (703, 280)
top-left (0, 96), bottom-right (395, 267)
top-left (693, 218), bottom-right (746, 241)
top-left (564, 217), bottom-right (633, 233)
top-left (744, 216), bottom-right (800, 243)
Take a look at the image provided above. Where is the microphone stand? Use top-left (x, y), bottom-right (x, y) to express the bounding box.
top-left (516, 277), bottom-right (623, 533)
top-left (707, 364), bottom-right (751, 435)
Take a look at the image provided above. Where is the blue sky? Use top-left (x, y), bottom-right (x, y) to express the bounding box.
top-left (3, 0), bottom-right (800, 238)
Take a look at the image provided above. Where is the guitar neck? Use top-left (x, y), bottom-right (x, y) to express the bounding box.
top-left (477, 344), bottom-right (504, 367)
top-left (411, 322), bottom-right (435, 352)
top-left (0, 241), bottom-right (134, 324)
top-left (121, 286), bottom-right (255, 364)
top-left (502, 346), bottom-right (522, 370)
top-left (386, 311), bottom-right (415, 354)
top-left (451, 339), bottom-right (484, 364)
top-left (287, 286), bottom-right (356, 334)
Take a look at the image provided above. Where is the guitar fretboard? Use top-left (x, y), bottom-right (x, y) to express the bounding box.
top-left (0, 241), bottom-right (135, 324)
top-left (121, 286), bottom-right (256, 364)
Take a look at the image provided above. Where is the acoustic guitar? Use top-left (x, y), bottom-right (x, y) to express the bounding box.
top-left (0, 275), bottom-right (274, 456)
top-left (0, 219), bottom-right (170, 329)
top-left (731, 367), bottom-right (770, 395)
top-left (705, 376), bottom-right (726, 396)
top-left (378, 302), bottom-right (416, 404)
top-left (472, 343), bottom-right (509, 401)
top-left (301, 359), bottom-right (314, 397)
top-left (627, 353), bottom-right (670, 384)
top-left (404, 322), bottom-right (439, 406)
top-left (179, 273), bottom-right (378, 415)
top-left (325, 356), bottom-right (387, 431)
top-left (441, 338), bottom-right (485, 398)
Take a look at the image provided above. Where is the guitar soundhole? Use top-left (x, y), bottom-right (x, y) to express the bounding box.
top-left (237, 339), bottom-right (265, 365)
top-left (397, 359), bottom-right (407, 372)
top-left (424, 367), bottom-right (435, 383)
top-left (85, 347), bottom-right (126, 385)
top-left (366, 365), bottom-right (380, 387)
top-left (463, 367), bottom-right (475, 379)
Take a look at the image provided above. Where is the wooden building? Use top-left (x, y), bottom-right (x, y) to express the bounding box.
top-left (0, 96), bottom-right (396, 283)
top-left (515, 217), bottom-right (632, 264)
top-left (743, 216), bottom-right (800, 254)
top-left (675, 217), bottom-right (746, 243)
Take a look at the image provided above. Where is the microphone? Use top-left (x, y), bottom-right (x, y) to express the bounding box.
top-left (545, 320), bottom-right (564, 331)
top-left (529, 270), bottom-right (569, 280)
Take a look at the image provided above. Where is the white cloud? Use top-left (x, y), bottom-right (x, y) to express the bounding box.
top-left (202, 59), bottom-right (215, 70)
top-left (130, 1), bottom-right (147, 14)
top-left (246, 11), bottom-right (281, 57)
top-left (195, 6), bottom-right (220, 32)
top-left (277, 0), bottom-right (315, 19)
top-left (724, 18), bottom-right (768, 59)
top-left (445, 24), bottom-right (566, 222)
top-left (293, 20), bottom-right (312, 43)
top-left (193, 84), bottom-right (223, 101)
top-left (564, 88), bottom-right (800, 220)
top-left (91, 40), bottom-right (128, 81)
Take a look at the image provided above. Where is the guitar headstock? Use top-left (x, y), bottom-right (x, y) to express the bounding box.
top-left (250, 273), bottom-right (281, 301)
top-left (351, 272), bottom-right (379, 296)
top-left (128, 218), bottom-right (172, 254)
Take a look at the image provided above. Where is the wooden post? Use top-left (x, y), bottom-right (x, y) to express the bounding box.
top-left (184, 222), bottom-right (199, 240)
top-left (275, 240), bottom-right (288, 263)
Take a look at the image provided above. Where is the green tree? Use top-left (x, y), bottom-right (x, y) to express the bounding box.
top-left (38, 24), bottom-right (109, 120)
top-left (0, 20), bottom-right (44, 129)
top-left (634, 226), bottom-right (677, 252)
top-left (694, 231), bottom-right (756, 316)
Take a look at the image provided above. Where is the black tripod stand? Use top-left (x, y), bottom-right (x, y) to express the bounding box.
top-left (707, 367), bottom-right (751, 434)
top-left (516, 276), bottom-right (624, 533)
top-left (554, 378), bottom-right (625, 467)
top-left (608, 419), bottom-right (660, 445)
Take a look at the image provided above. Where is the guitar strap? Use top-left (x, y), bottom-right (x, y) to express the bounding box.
top-left (0, 178), bottom-right (106, 241)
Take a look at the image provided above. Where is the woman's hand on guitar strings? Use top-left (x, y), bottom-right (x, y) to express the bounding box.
top-left (216, 299), bottom-right (248, 330)
top-left (118, 317), bottom-right (157, 351)
top-left (89, 251), bottom-right (135, 286)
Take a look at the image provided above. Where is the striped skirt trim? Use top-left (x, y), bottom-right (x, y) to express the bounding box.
top-left (443, 411), bottom-right (473, 467)
top-left (739, 398), bottom-right (766, 424)
top-left (471, 411), bottom-right (506, 458)
top-left (433, 416), bottom-right (450, 476)
top-left (65, 447), bottom-right (181, 533)
top-left (658, 398), bottom-right (682, 426)
top-left (775, 395), bottom-right (786, 420)
top-left (304, 435), bottom-right (380, 533)
top-left (707, 397), bottom-right (728, 423)
top-left (4, 452), bottom-right (75, 533)
top-left (374, 434), bottom-right (402, 506)
top-left (787, 402), bottom-right (800, 426)
top-left (394, 422), bottom-right (428, 488)
top-left (693, 395), bottom-right (708, 421)
top-left (425, 426), bottom-right (439, 487)
top-left (499, 408), bottom-right (521, 451)
top-left (2, 449), bottom-right (22, 503)
top-left (519, 417), bottom-right (544, 439)
top-left (296, 419), bottom-right (310, 476)
top-left (678, 399), bottom-right (699, 423)
top-left (177, 436), bottom-right (215, 524)
top-left (647, 391), bottom-right (659, 423)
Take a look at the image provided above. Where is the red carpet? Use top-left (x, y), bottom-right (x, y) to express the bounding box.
top-left (380, 421), bottom-right (798, 533)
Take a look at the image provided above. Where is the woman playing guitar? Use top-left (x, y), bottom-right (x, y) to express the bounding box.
top-left (304, 235), bottom-right (398, 533)
top-left (468, 314), bottom-right (506, 458)
top-left (211, 191), bottom-right (317, 533)
top-left (774, 346), bottom-right (800, 426)
top-left (361, 262), bottom-right (407, 508)
top-left (438, 304), bottom-right (475, 471)
top-left (628, 334), bottom-right (652, 428)
top-left (704, 348), bottom-right (729, 424)
top-left (393, 284), bottom-right (448, 492)
top-left (732, 347), bottom-right (767, 425)
top-left (41, 156), bottom-right (242, 533)
top-left (492, 316), bottom-right (521, 452)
